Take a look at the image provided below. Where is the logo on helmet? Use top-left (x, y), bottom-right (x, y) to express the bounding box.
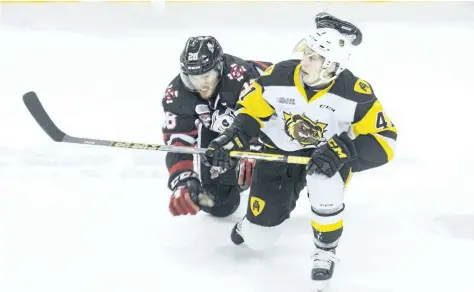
top-left (207, 42), bottom-right (215, 53)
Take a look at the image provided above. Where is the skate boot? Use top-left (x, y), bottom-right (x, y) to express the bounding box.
top-left (230, 217), bottom-right (245, 245)
top-left (311, 247), bottom-right (338, 281)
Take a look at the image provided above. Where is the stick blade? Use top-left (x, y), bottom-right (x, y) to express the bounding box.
top-left (23, 91), bottom-right (66, 142)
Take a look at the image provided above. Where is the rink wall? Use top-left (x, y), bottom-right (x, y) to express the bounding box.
top-left (1, 1), bottom-right (473, 34)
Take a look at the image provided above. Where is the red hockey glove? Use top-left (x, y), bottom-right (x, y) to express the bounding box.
top-left (168, 171), bottom-right (215, 216)
top-left (236, 158), bottom-right (256, 191)
top-left (235, 139), bottom-right (261, 191)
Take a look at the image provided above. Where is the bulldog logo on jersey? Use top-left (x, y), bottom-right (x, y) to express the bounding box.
top-left (283, 112), bottom-right (327, 146)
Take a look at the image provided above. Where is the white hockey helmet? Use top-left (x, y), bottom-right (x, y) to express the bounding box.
top-left (293, 28), bottom-right (353, 84)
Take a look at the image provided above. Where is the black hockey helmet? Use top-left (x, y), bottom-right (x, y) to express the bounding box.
top-left (315, 12), bottom-right (363, 46)
top-left (180, 36), bottom-right (224, 75)
top-left (179, 36), bottom-right (224, 95)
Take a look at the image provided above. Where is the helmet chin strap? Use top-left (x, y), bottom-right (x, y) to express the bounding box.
top-left (305, 68), bottom-right (337, 89)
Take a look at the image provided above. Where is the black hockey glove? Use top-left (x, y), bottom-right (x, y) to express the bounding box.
top-left (168, 170), bottom-right (215, 216)
top-left (315, 12), bottom-right (363, 46)
top-left (204, 124), bottom-right (251, 172)
top-left (307, 132), bottom-right (358, 178)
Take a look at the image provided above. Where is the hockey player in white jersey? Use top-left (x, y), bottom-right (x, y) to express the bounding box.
top-left (203, 18), bottom-right (397, 288)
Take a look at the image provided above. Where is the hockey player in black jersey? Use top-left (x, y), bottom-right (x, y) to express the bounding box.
top-left (204, 16), bottom-right (396, 290)
top-left (162, 36), bottom-right (271, 217)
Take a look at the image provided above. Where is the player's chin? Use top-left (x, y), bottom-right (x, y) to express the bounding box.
top-left (199, 89), bottom-right (214, 99)
top-left (302, 73), bottom-right (318, 85)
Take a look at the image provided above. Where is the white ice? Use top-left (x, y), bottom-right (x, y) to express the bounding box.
top-left (1, 4), bottom-right (474, 292)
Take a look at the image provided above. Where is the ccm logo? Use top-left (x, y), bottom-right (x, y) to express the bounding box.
top-left (319, 104), bottom-right (335, 112)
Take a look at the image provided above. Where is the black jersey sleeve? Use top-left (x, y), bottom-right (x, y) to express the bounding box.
top-left (216, 55), bottom-right (272, 110)
top-left (348, 79), bottom-right (397, 172)
top-left (161, 79), bottom-right (199, 187)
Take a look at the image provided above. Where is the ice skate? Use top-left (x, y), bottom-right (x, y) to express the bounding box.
top-left (311, 248), bottom-right (338, 291)
top-left (230, 217), bottom-right (244, 245)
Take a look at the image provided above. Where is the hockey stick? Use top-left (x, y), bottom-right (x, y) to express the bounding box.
top-left (22, 91), bottom-right (310, 165)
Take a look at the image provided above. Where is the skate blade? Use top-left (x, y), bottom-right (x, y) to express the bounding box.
top-left (314, 280), bottom-right (329, 292)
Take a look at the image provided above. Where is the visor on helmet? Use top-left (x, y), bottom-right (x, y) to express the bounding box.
top-left (180, 68), bottom-right (221, 93)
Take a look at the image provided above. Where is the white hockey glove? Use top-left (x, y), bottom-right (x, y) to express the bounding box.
top-left (209, 108), bottom-right (236, 133)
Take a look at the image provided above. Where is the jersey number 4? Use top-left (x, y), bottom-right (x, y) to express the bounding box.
top-left (376, 111), bottom-right (390, 129)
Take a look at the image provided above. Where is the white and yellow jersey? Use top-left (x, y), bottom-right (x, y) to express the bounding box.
top-left (236, 59), bottom-right (397, 172)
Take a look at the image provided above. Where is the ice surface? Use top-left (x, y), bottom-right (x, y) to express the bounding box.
top-left (1, 4), bottom-right (474, 292)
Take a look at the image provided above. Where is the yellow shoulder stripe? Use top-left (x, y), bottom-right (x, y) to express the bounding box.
top-left (237, 81), bottom-right (275, 125)
top-left (263, 64), bottom-right (275, 76)
top-left (351, 99), bottom-right (397, 137)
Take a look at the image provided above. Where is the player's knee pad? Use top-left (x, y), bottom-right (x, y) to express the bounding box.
top-left (307, 172), bottom-right (344, 212)
top-left (241, 217), bottom-right (285, 251)
top-left (204, 184), bottom-right (241, 218)
top-left (307, 173), bottom-right (345, 248)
